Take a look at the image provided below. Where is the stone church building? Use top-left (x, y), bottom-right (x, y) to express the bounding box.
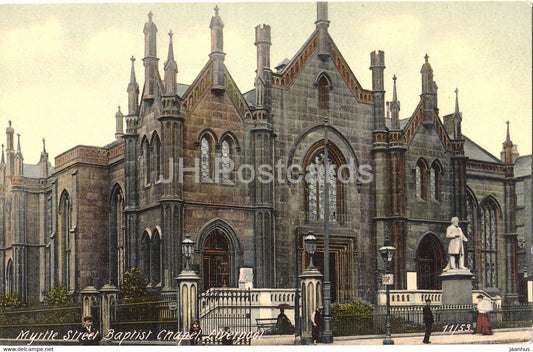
top-left (0, 3), bottom-right (529, 305)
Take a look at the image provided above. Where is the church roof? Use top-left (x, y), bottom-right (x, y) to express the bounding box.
top-left (463, 136), bottom-right (501, 163)
top-left (243, 89), bottom-right (256, 107)
top-left (385, 118), bottom-right (409, 130)
top-left (515, 155), bottom-right (532, 178)
top-left (177, 83), bottom-right (189, 97)
top-left (23, 163), bottom-right (54, 178)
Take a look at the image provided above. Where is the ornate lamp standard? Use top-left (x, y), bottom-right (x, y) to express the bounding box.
top-left (379, 246), bottom-right (396, 345)
top-left (304, 231), bottom-right (318, 268)
top-left (182, 233), bottom-right (195, 270)
top-left (322, 115), bottom-right (333, 344)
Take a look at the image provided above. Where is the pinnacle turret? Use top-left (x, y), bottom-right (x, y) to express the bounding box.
top-left (127, 56), bottom-right (139, 115)
top-left (164, 30), bottom-right (178, 95)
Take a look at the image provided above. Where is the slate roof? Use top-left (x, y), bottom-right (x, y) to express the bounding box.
top-left (515, 155), bottom-right (532, 178)
top-left (463, 136), bottom-right (501, 163)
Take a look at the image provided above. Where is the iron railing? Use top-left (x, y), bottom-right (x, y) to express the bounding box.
top-left (111, 300), bottom-right (177, 335)
top-left (199, 288), bottom-right (252, 344)
top-left (333, 303), bottom-right (533, 337)
top-left (0, 305), bottom-right (82, 338)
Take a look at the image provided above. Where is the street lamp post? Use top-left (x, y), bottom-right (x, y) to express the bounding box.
top-left (304, 231), bottom-right (318, 269)
top-left (379, 246), bottom-right (396, 345)
top-left (322, 116), bottom-right (333, 344)
top-left (182, 233), bottom-right (195, 271)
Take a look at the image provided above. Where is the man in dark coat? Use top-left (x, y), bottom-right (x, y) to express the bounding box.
top-left (423, 299), bottom-right (434, 344)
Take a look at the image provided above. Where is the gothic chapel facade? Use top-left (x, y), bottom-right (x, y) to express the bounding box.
top-left (0, 4), bottom-right (525, 304)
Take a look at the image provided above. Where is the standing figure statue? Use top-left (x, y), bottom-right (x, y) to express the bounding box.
top-left (444, 217), bottom-right (468, 271)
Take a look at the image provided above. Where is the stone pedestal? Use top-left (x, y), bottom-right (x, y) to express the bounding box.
top-left (440, 269), bottom-right (474, 305)
top-left (176, 269), bottom-right (201, 331)
top-left (299, 267), bottom-right (323, 345)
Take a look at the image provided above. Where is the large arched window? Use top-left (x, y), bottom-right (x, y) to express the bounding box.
top-left (58, 191), bottom-right (71, 289)
top-left (430, 161), bottom-right (441, 201)
top-left (152, 133), bottom-right (161, 183)
top-left (110, 186), bottom-right (125, 285)
top-left (481, 199), bottom-right (499, 288)
top-left (304, 141), bottom-right (346, 223)
top-left (415, 159), bottom-right (427, 200)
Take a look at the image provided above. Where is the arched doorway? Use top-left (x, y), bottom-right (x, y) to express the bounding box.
top-left (416, 234), bottom-right (444, 290)
top-left (202, 230), bottom-right (230, 291)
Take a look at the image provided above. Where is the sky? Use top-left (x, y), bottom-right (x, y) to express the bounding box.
top-left (0, 1), bottom-right (531, 165)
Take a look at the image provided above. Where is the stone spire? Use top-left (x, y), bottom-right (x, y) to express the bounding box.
top-left (127, 56), bottom-right (139, 116)
top-left (6, 120), bottom-right (14, 151)
top-left (316, 2), bottom-right (330, 60)
top-left (254, 24), bottom-right (272, 109)
top-left (143, 11), bottom-right (159, 101)
top-left (455, 87), bottom-right (460, 114)
top-left (420, 54), bottom-right (433, 95)
top-left (501, 121), bottom-right (519, 163)
top-left (389, 75), bottom-right (400, 130)
top-left (210, 5), bottom-right (225, 91)
top-left (420, 54), bottom-right (438, 124)
top-left (39, 138), bottom-right (49, 178)
top-left (1, 144), bottom-right (5, 166)
top-left (210, 5), bottom-right (224, 53)
top-left (16, 133), bottom-right (21, 154)
top-left (370, 50), bottom-right (385, 130)
top-left (115, 106), bottom-right (124, 139)
top-left (14, 133), bottom-right (23, 176)
top-left (164, 30), bottom-right (178, 95)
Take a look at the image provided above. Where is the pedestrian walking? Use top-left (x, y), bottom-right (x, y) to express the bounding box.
top-left (311, 306), bottom-right (322, 345)
top-left (475, 295), bottom-right (493, 335)
top-left (422, 299), bottom-right (434, 344)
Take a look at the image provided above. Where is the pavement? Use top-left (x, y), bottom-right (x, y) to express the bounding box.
top-left (252, 327), bottom-right (533, 345)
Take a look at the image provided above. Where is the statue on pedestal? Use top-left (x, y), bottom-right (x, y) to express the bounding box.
top-left (443, 217), bottom-right (468, 271)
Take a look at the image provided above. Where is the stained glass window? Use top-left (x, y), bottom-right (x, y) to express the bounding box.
top-left (221, 140), bottom-right (231, 182)
top-left (416, 161), bottom-right (427, 200)
top-left (308, 152), bottom-right (337, 222)
top-left (201, 137), bottom-right (210, 181)
top-left (481, 202), bottom-right (498, 287)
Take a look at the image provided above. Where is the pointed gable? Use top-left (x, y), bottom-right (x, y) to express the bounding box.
top-left (271, 30), bottom-right (373, 105)
top-left (400, 96), bottom-right (453, 151)
top-left (182, 60), bottom-right (251, 121)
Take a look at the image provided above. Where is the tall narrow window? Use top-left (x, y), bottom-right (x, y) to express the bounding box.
top-left (58, 192), bottom-right (71, 289)
top-left (142, 139), bottom-right (151, 185)
top-left (151, 231), bottom-right (161, 285)
top-left (152, 134), bottom-right (161, 182)
top-left (221, 140), bottom-right (232, 183)
top-left (6, 259), bottom-right (13, 292)
top-left (140, 232), bottom-right (151, 284)
top-left (481, 200), bottom-right (498, 288)
top-left (318, 76), bottom-right (330, 112)
top-left (201, 137), bottom-right (211, 181)
top-left (466, 192), bottom-right (477, 271)
top-left (110, 186), bottom-right (124, 286)
top-left (430, 162), bottom-right (441, 201)
top-left (416, 160), bottom-right (427, 200)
